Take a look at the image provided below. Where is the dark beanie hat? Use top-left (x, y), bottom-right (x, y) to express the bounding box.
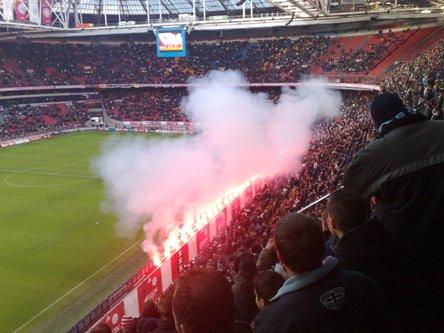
top-left (370, 93), bottom-right (406, 130)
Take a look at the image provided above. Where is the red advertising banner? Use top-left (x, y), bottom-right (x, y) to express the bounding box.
top-left (170, 243), bottom-right (189, 281)
top-left (103, 301), bottom-right (125, 333)
top-left (136, 269), bottom-right (163, 311)
top-left (15, 0), bottom-right (28, 21)
top-left (196, 224), bottom-right (210, 254)
top-left (41, 0), bottom-right (52, 25)
top-left (216, 212), bottom-right (227, 235)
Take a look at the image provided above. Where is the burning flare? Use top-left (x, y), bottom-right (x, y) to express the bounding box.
top-left (148, 173), bottom-right (260, 267)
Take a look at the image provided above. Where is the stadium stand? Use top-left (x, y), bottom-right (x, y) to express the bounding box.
top-left (0, 37), bottom-right (331, 87)
top-left (102, 89), bottom-right (187, 122)
top-left (0, 102), bottom-right (89, 139)
top-left (68, 29), bottom-right (444, 332)
top-left (1, 23), bottom-right (443, 332)
top-left (0, 29), bottom-right (434, 89)
top-left (381, 39), bottom-right (444, 119)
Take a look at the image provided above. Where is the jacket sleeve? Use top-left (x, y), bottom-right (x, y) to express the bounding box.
top-left (256, 248), bottom-right (277, 271)
top-left (342, 151), bottom-right (374, 198)
top-left (252, 314), bottom-right (271, 333)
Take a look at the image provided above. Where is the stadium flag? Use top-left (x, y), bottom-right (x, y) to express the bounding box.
top-left (136, 268), bottom-right (163, 311)
top-left (123, 288), bottom-right (140, 317)
top-left (240, 192), bottom-right (246, 209)
top-left (15, 0), bottom-right (29, 21)
top-left (103, 301), bottom-right (125, 332)
top-left (188, 233), bottom-right (198, 260)
top-left (209, 214), bottom-right (217, 239)
top-left (196, 224), bottom-right (210, 254)
top-left (41, 0), bottom-right (52, 25)
top-left (232, 198), bottom-right (241, 216)
top-left (160, 258), bottom-right (172, 292)
top-left (28, 0), bottom-right (39, 23)
top-left (216, 212), bottom-right (227, 235)
top-left (2, 0), bottom-right (14, 21)
top-left (226, 204), bottom-right (232, 224)
top-left (170, 243), bottom-right (189, 281)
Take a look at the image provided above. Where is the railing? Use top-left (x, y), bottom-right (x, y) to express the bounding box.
top-left (304, 74), bottom-right (381, 84)
top-left (0, 127), bottom-right (96, 148)
top-left (297, 190), bottom-right (336, 213)
top-left (0, 81), bottom-right (380, 95)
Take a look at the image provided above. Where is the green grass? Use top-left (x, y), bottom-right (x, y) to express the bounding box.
top-left (0, 131), bottom-right (165, 333)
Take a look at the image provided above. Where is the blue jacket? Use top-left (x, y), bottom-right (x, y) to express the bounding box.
top-left (252, 257), bottom-right (387, 333)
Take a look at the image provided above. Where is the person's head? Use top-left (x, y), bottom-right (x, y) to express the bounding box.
top-left (158, 288), bottom-right (174, 321)
top-left (253, 271), bottom-right (284, 311)
top-left (238, 253), bottom-right (257, 281)
top-left (274, 213), bottom-right (325, 276)
top-left (327, 189), bottom-right (370, 239)
top-left (370, 93), bottom-right (407, 134)
top-left (172, 268), bottom-right (234, 333)
top-left (141, 299), bottom-right (160, 319)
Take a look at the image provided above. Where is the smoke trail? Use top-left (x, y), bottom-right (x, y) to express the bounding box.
top-left (92, 71), bottom-right (341, 257)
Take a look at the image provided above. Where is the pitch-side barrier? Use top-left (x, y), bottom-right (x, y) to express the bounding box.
top-left (0, 81), bottom-right (380, 93)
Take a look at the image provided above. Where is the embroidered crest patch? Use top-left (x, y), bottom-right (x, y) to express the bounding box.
top-left (319, 287), bottom-right (346, 310)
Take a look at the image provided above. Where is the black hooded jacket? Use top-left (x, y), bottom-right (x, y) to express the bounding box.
top-left (342, 118), bottom-right (444, 324)
top-left (333, 221), bottom-right (396, 288)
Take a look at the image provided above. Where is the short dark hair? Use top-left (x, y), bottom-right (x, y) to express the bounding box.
top-left (239, 253), bottom-right (257, 280)
top-left (327, 189), bottom-right (370, 233)
top-left (141, 299), bottom-right (160, 319)
top-left (274, 213), bottom-right (325, 273)
top-left (254, 271), bottom-right (284, 305)
top-left (173, 268), bottom-right (234, 333)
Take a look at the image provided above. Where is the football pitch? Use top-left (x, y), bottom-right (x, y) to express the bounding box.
top-left (0, 131), bottom-right (163, 333)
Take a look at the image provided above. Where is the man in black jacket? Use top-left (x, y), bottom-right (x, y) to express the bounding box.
top-left (252, 213), bottom-right (387, 333)
top-left (326, 189), bottom-right (407, 325)
top-left (326, 190), bottom-right (394, 283)
top-left (342, 93), bottom-right (444, 327)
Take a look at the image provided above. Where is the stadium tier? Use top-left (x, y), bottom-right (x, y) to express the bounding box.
top-left (0, 10), bottom-right (443, 333)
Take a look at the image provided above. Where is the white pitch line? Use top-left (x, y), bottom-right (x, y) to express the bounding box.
top-left (0, 168), bottom-right (99, 179)
top-left (11, 238), bottom-right (143, 333)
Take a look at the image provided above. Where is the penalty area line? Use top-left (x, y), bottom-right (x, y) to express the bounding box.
top-left (11, 238), bottom-right (144, 333)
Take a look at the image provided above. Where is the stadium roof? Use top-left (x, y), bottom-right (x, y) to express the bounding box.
top-left (53, 0), bottom-right (278, 16)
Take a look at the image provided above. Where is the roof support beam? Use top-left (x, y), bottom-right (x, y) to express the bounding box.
top-left (160, 0), bottom-right (173, 15)
top-left (305, 0), bottom-right (327, 15)
top-left (217, 0), bottom-right (230, 12)
top-left (288, 0), bottom-right (316, 17)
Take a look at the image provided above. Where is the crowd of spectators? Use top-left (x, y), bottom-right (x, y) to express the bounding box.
top-left (0, 32), bottom-right (408, 87)
top-left (102, 89), bottom-right (186, 122)
top-left (190, 93), bottom-right (374, 278)
top-left (381, 39), bottom-right (444, 119)
top-left (321, 32), bottom-right (403, 73)
top-left (0, 37), bottom-right (331, 87)
top-left (96, 90), bottom-right (443, 333)
top-left (0, 27), bottom-right (444, 333)
top-left (0, 102), bottom-right (89, 139)
top-left (92, 92), bottom-right (376, 333)
top-left (91, 35), bottom-right (443, 332)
